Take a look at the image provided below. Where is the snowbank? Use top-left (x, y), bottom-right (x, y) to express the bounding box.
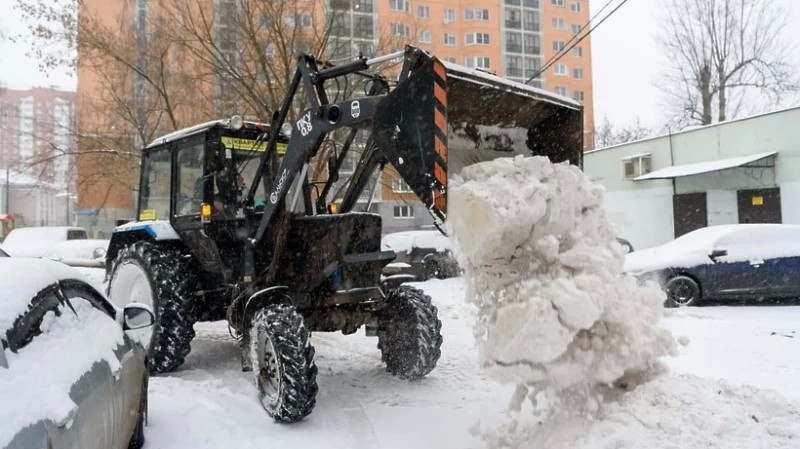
top-left (479, 374), bottom-right (800, 449)
top-left (448, 156), bottom-right (675, 394)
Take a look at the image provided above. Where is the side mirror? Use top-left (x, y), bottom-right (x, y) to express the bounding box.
top-left (709, 249), bottom-right (728, 260)
top-left (327, 153), bottom-right (339, 183)
top-left (92, 248), bottom-right (106, 260)
top-left (122, 303), bottom-right (155, 331)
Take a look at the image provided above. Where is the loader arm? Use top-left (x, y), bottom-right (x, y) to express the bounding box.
top-left (249, 46), bottom-right (584, 247)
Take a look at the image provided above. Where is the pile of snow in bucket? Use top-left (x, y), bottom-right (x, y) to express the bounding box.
top-left (448, 156), bottom-right (799, 448)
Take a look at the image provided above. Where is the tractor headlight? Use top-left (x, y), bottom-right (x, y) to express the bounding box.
top-left (201, 203), bottom-right (212, 222)
top-left (229, 115), bottom-right (244, 131)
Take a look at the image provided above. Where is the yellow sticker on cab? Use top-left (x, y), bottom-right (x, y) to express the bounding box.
top-left (139, 209), bottom-right (156, 221)
top-left (221, 136), bottom-right (287, 155)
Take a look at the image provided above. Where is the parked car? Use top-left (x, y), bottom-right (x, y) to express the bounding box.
top-left (1, 227), bottom-right (89, 258)
top-left (43, 239), bottom-right (110, 268)
top-left (381, 230), bottom-right (460, 281)
top-left (0, 258), bottom-right (154, 449)
top-left (624, 224), bottom-right (800, 307)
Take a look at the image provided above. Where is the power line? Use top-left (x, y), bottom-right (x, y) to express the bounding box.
top-left (525, 0), bottom-right (629, 85)
top-left (533, 0), bottom-right (615, 78)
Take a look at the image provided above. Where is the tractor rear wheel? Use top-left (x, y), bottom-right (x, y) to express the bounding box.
top-left (108, 241), bottom-right (196, 374)
top-left (249, 304), bottom-right (318, 423)
top-left (377, 286), bottom-right (443, 380)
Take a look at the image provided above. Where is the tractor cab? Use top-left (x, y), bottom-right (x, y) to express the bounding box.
top-left (139, 118), bottom-right (289, 226)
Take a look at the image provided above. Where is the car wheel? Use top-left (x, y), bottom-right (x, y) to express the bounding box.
top-left (665, 275), bottom-right (701, 307)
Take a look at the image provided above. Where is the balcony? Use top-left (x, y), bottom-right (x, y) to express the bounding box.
top-left (523, 21), bottom-right (539, 31)
top-left (504, 0), bottom-right (521, 5)
top-left (523, 45), bottom-right (540, 54)
top-left (506, 67), bottom-right (523, 77)
top-left (525, 69), bottom-right (541, 79)
top-left (522, 0), bottom-right (539, 7)
top-left (505, 20), bottom-right (521, 29)
top-left (505, 43), bottom-right (522, 53)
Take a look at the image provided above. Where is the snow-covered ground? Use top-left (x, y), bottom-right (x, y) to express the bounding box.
top-left (139, 276), bottom-right (800, 449)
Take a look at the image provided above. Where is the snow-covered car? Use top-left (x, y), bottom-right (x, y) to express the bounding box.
top-left (0, 258), bottom-right (154, 449)
top-left (43, 239), bottom-right (110, 268)
top-left (624, 224), bottom-right (800, 307)
top-left (0, 247), bottom-right (7, 257)
top-left (381, 230), bottom-right (460, 281)
top-left (1, 227), bottom-right (89, 258)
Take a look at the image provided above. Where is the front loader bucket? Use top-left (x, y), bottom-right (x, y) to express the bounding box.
top-left (372, 56), bottom-right (583, 224)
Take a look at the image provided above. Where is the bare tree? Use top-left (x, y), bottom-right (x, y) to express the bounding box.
top-left (594, 117), bottom-right (652, 148)
top-left (658, 0), bottom-right (798, 126)
top-left (15, 0), bottom-right (413, 210)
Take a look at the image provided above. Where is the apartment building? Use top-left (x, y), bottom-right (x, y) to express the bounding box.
top-left (0, 86), bottom-right (76, 190)
top-left (76, 0), bottom-right (592, 235)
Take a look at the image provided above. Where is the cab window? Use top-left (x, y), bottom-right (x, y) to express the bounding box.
top-left (140, 149), bottom-right (172, 220)
top-left (176, 143), bottom-right (205, 216)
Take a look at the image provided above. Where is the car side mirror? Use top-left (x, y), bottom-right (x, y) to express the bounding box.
top-left (709, 249), bottom-right (728, 260)
top-left (92, 248), bottom-right (106, 260)
top-left (122, 304), bottom-right (155, 331)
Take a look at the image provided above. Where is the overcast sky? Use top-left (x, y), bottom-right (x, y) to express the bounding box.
top-left (1, 0), bottom-right (799, 129)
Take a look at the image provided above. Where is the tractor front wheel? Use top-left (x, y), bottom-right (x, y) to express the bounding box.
top-left (249, 304), bottom-right (318, 423)
top-left (377, 286), bottom-right (443, 380)
top-left (107, 241), bottom-right (196, 374)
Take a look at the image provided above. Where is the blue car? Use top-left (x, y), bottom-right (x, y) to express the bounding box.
top-left (624, 224), bottom-right (800, 307)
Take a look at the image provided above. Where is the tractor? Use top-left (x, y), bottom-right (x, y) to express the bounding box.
top-left (104, 46), bottom-right (583, 422)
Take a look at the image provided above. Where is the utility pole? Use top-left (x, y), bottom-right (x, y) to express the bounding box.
top-left (4, 168), bottom-right (8, 216)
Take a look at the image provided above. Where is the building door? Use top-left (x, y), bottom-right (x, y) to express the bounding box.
top-left (737, 188), bottom-right (781, 224)
top-left (673, 192), bottom-right (707, 238)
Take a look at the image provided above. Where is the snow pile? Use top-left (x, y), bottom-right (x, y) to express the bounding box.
top-left (381, 230), bottom-right (451, 253)
top-left (0, 298), bottom-right (126, 447)
top-left (448, 156), bottom-right (676, 396)
top-left (481, 374), bottom-right (800, 449)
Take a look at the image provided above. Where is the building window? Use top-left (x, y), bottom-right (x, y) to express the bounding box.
top-left (394, 205), bottom-right (415, 218)
top-left (552, 0), bottom-right (565, 6)
top-left (465, 32), bottom-right (490, 45)
top-left (466, 57), bottom-right (491, 69)
top-left (552, 17), bottom-right (566, 29)
top-left (283, 13), bottom-right (313, 27)
top-left (417, 5), bottom-right (430, 18)
top-left (573, 68), bottom-right (583, 79)
top-left (505, 10), bottom-right (521, 29)
top-left (523, 10), bottom-right (540, 31)
top-left (554, 63), bottom-right (568, 75)
top-left (464, 8), bottom-right (489, 21)
top-left (523, 0), bottom-right (539, 6)
top-left (573, 46), bottom-right (583, 57)
top-left (444, 57), bottom-right (457, 63)
top-left (571, 1), bottom-right (581, 12)
top-left (573, 90), bottom-right (584, 102)
top-left (524, 56), bottom-right (542, 78)
top-left (390, 23), bottom-right (410, 37)
top-left (554, 86), bottom-right (568, 96)
top-left (571, 23), bottom-right (582, 35)
top-left (392, 178), bottom-right (414, 193)
top-left (506, 56), bottom-right (523, 77)
top-left (622, 154), bottom-right (652, 179)
top-left (389, 0), bottom-right (409, 12)
top-left (444, 32), bottom-right (456, 45)
top-left (524, 34), bottom-right (540, 54)
top-left (443, 8), bottom-right (456, 22)
top-left (553, 40), bottom-right (566, 51)
top-left (506, 32), bottom-right (522, 53)
top-left (418, 29), bottom-right (432, 43)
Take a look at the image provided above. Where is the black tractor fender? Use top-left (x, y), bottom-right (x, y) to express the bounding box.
top-left (227, 285), bottom-right (292, 332)
top-left (105, 221), bottom-right (182, 274)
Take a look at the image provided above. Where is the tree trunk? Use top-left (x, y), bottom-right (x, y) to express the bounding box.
top-left (718, 69), bottom-right (727, 122)
top-left (699, 64), bottom-right (713, 125)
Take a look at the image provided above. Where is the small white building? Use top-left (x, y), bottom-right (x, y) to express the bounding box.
top-left (0, 170), bottom-right (73, 230)
top-left (584, 106), bottom-right (800, 250)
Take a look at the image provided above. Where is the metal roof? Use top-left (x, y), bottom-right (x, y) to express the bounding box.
top-left (634, 151), bottom-right (777, 181)
top-left (145, 118), bottom-right (272, 149)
